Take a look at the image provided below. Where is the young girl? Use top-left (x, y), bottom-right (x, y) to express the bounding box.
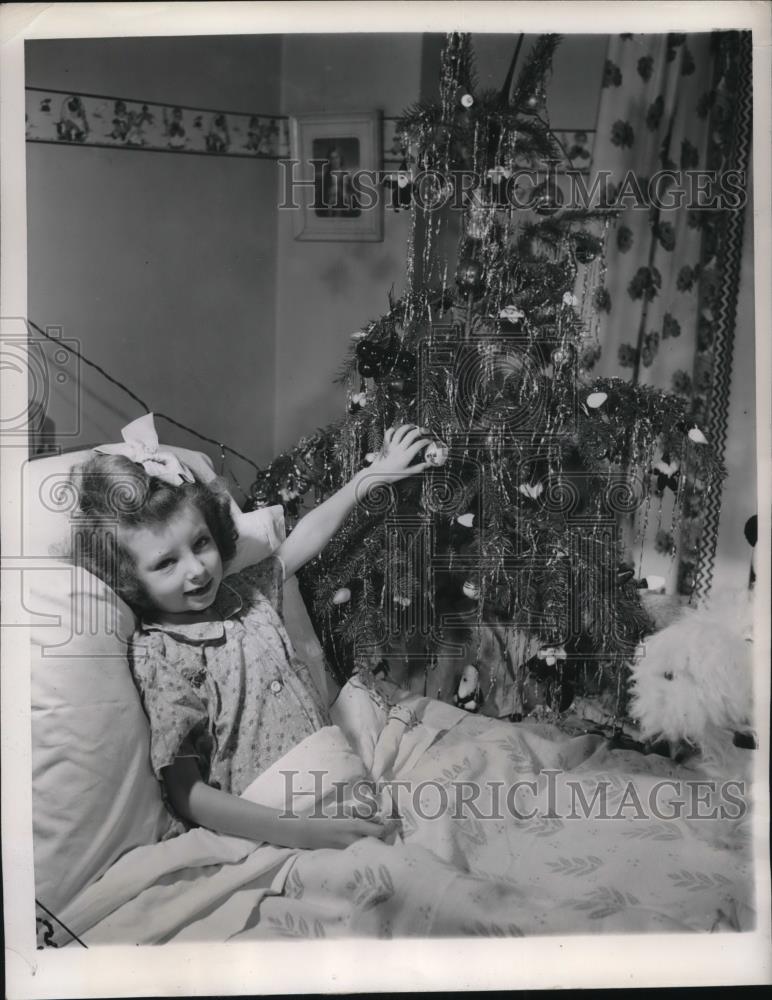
top-left (72, 424), bottom-right (433, 851)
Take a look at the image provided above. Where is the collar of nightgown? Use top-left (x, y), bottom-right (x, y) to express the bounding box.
top-left (139, 579), bottom-right (243, 644)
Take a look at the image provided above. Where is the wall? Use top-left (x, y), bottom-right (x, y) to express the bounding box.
top-left (274, 34), bottom-right (424, 453)
top-left (25, 36), bottom-right (282, 489)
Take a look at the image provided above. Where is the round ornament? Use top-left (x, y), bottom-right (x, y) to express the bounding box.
top-left (574, 235), bottom-right (599, 265)
top-left (364, 452), bottom-right (377, 465)
top-left (462, 579), bottom-right (480, 600)
top-left (455, 258), bottom-right (483, 291)
top-left (424, 441), bottom-right (449, 467)
top-left (332, 587), bottom-right (352, 605)
top-left (688, 425), bottom-right (708, 445)
top-left (460, 93), bottom-right (474, 108)
top-left (586, 391), bottom-right (608, 409)
top-left (455, 512), bottom-right (475, 528)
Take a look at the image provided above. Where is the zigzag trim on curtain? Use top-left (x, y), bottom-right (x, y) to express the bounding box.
top-left (691, 32), bottom-right (753, 602)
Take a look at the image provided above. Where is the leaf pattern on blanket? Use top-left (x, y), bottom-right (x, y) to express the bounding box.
top-left (623, 821), bottom-right (684, 841)
top-left (570, 886), bottom-right (641, 919)
top-left (462, 920), bottom-right (524, 937)
top-left (284, 865), bottom-right (305, 899)
top-left (345, 864), bottom-right (395, 908)
top-left (546, 855), bottom-right (605, 877)
top-left (265, 912), bottom-right (327, 938)
top-left (667, 869), bottom-right (734, 892)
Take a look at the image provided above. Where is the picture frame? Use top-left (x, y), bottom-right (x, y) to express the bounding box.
top-left (288, 111), bottom-right (383, 242)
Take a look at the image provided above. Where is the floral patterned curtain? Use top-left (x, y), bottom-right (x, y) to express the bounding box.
top-left (589, 31), bottom-right (753, 599)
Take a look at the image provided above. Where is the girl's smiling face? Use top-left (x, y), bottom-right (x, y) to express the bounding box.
top-left (123, 503), bottom-right (223, 620)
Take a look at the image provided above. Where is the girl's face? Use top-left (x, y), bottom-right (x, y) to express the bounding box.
top-left (123, 503), bottom-right (223, 620)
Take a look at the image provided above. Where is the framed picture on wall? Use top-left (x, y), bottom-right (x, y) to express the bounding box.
top-left (288, 111), bottom-right (383, 242)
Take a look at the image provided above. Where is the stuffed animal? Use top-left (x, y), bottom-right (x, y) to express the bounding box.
top-left (628, 587), bottom-right (755, 757)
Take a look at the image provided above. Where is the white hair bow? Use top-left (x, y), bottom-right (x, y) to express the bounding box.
top-left (95, 413), bottom-right (195, 486)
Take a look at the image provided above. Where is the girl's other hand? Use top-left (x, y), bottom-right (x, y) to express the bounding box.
top-left (366, 425), bottom-right (433, 484)
top-left (284, 815), bottom-right (389, 851)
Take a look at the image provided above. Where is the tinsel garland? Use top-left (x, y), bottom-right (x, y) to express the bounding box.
top-left (246, 33), bottom-right (724, 723)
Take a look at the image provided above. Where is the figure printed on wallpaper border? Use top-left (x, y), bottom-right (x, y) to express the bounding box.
top-left (55, 95), bottom-right (89, 143)
top-left (164, 106), bottom-right (188, 149)
top-left (206, 113), bottom-right (231, 154)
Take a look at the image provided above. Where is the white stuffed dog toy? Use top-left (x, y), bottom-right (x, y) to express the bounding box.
top-left (628, 588), bottom-right (755, 757)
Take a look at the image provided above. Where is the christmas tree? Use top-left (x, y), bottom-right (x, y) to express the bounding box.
top-left (248, 34), bottom-right (723, 725)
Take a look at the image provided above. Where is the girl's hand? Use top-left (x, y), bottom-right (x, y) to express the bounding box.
top-left (282, 815), bottom-right (389, 851)
top-left (366, 425), bottom-right (434, 484)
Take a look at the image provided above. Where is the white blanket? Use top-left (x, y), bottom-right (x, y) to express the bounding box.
top-left (49, 682), bottom-right (756, 944)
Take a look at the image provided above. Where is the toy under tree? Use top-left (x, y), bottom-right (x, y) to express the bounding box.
top-left (247, 34), bottom-right (723, 727)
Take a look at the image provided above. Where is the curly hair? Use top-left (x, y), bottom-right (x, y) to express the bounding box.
top-left (68, 452), bottom-right (238, 613)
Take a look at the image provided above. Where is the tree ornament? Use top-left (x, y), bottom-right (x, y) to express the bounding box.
top-left (688, 425), bottom-right (708, 445)
top-left (653, 456), bottom-right (680, 493)
top-left (460, 93), bottom-right (474, 108)
top-left (574, 233), bottom-right (600, 264)
top-left (454, 664), bottom-right (481, 712)
top-left (462, 579), bottom-right (480, 599)
top-left (499, 304), bottom-right (526, 327)
top-left (364, 452), bottom-right (377, 464)
top-left (393, 594), bottom-right (412, 608)
top-left (350, 329), bottom-right (368, 341)
top-left (586, 391), bottom-right (608, 409)
top-left (562, 292), bottom-right (578, 307)
top-left (522, 81), bottom-right (547, 116)
top-left (551, 347), bottom-right (569, 368)
top-left (355, 340), bottom-right (385, 378)
top-left (349, 391), bottom-right (367, 412)
top-left (529, 178), bottom-right (564, 215)
top-left (518, 482), bottom-right (544, 500)
top-left (455, 257), bottom-right (484, 291)
top-left (455, 512), bottom-right (475, 528)
top-left (424, 441), bottom-right (449, 467)
top-left (332, 587), bottom-right (352, 605)
top-left (537, 645), bottom-right (567, 668)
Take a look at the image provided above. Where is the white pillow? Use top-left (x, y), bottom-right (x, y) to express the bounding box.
top-left (29, 563), bottom-right (172, 915)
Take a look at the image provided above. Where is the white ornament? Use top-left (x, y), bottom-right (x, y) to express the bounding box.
top-left (425, 441), bottom-right (449, 467)
top-left (332, 587), bottom-right (352, 605)
top-left (456, 664), bottom-right (480, 700)
top-left (499, 304), bottom-right (526, 324)
top-left (586, 391), bottom-right (608, 409)
top-left (364, 452), bottom-right (377, 464)
top-left (518, 482), bottom-right (544, 499)
top-left (537, 645), bottom-right (567, 667)
top-left (487, 165), bottom-right (512, 183)
top-left (393, 594), bottom-right (412, 608)
top-left (456, 512), bottom-right (475, 528)
top-left (351, 391), bottom-right (368, 407)
top-left (688, 426), bottom-right (708, 445)
top-left (460, 93), bottom-right (474, 108)
top-left (562, 292), bottom-right (578, 307)
top-left (654, 458), bottom-right (680, 476)
top-left (350, 329), bottom-right (367, 341)
top-left (397, 172), bottom-right (411, 189)
top-left (279, 487), bottom-right (299, 502)
top-left (462, 580), bottom-right (480, 600)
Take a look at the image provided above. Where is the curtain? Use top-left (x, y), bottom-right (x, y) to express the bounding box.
top-left (588, 31), bottom-right (754, 599)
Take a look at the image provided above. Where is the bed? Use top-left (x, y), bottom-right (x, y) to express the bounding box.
top-left (27, 436), bottom-right (756, 947)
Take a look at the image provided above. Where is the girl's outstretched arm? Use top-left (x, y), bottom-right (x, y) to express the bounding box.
top-left (277, 424), bottom-right (433, 579)
top-left (164, 756), bottom-right (388, 850)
